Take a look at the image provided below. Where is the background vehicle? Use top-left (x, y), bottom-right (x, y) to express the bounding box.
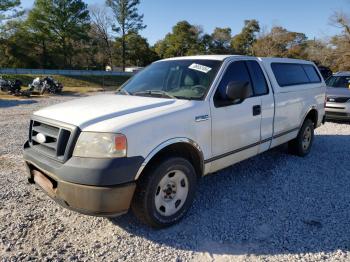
top-left (0, 77), bottom-right (23, 95)
top-left (318, 66), bottom-right (333, 80)
top-left (23, 55), bottom-right (326, 228)
top-left (29, 76), bottom-right (63, 94)
top-left (325, 72), bottom-right (350, 120)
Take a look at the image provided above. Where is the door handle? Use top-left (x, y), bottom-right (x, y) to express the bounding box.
top-left (253, 105), bottom-right (261, 116)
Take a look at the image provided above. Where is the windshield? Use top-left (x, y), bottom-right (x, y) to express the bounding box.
top-left (326, 76), bottom-right (350, 88)
top-left (119, 59), bottom-right (222, 100)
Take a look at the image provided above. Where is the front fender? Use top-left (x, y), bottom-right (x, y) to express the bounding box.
top-left (134, 137), bottom-right (205, 180)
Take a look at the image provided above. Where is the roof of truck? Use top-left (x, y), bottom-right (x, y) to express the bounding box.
top-left (160, 55), bottom-right (239, 61)
top-left (159, 55), bottom-right (313, 64)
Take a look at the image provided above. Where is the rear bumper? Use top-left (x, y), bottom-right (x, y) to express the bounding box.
top-left (23, 141), bottom-right (143, 217)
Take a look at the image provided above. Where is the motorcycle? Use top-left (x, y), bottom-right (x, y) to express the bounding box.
top-left (29, 76), bottom-right (63, 94)
top-left (0, 77), bottom-right (23, 95)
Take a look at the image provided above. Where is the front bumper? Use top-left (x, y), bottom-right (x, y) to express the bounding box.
top-left (23, 141), bottom-right (144, 217)
top-left (325, 102), bottom-right (350, 120)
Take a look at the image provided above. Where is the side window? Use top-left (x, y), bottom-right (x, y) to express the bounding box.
top-left (214, 61), bottom-right (253, 107)
top-left (246, 60), bottom-right (269, 96)
top-left (271, 63), bottom-right (309, 87)
top-left (302, 65), bottom-right (322, 83)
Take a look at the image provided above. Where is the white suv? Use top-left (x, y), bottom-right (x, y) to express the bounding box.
top-left (23, 55), bottom-right (326, 228)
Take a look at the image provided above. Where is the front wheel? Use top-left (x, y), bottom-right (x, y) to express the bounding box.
top-left (288, 119), bottom-right (314, 157)
top-left (131, 157), bottom-right (197, 228)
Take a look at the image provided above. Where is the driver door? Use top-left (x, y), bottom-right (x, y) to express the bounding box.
top-left (209, 60), bottom-right (262, 172)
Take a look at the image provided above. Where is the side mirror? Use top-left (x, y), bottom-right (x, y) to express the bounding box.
top-left (226, 81), bottom-right (251, 101)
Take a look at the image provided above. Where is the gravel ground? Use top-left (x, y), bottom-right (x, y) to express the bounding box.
top-left (1, 94), bottom-right (350, 262)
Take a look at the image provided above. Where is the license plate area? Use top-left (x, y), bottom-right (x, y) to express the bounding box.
top-left (32, 169), bottom-right (57, 198)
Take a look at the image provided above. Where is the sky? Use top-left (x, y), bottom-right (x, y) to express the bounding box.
top-left (21, 0), bottom-right (349, 44)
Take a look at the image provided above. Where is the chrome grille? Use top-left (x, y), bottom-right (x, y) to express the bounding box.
top-left (29, 119), bottom-right (77, 162)
top-left (326, 112), bottom-right (350, 117)
top-left (327, 97), bottom-right (350, 103)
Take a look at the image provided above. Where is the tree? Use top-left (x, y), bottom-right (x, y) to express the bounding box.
top-left (210, 27), bottom-right (232, 54)
top-left (1, 22), bottom-right (42, 68)
top-left (27, 0), bottom-right (90, 68)
top-left (0, 0), bottom-right (23, 67)
top-left (154, 21), bottom-right (203, 58)
top-left (106, 0), bottom-right (146, 71)
top-left (304, 39), bottom-right (335, 69)
top-left (0, 0), bottom-right (22, 24)
top-left (328, 10), bottom-right (350, 71)
top-left (231, 19), bottom-right (260, 55)
top-left (330, 11), bottom-right (350, 40)
top-left (252, 26), bottom-right (307, 58)
top-left (331, 36), bottom-right (350, 71)
top-left (90, 5), bottom-right (114, 68)
top-left (115, 31), bottom-right (158, 66)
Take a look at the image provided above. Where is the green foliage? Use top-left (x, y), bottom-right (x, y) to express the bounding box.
top-left (115, 31), bottom-right (158, 66)
top-left (0, 0), bottom-right (19, 12)
top-left (1, 0), bottom-right (350, 73)
top-left (27, 0), bottom-right (91, 68)
top-left (0, 21), bottom-right (41, 68)
top-left (0, 0), bottom-right (21, 22)
top-left (210, 27), bottom-right (232, 54)
top-left (106, 0), bottom-right (146, 70)
top-left (231, 19), bottom-right (260, 55)
top-left (154, 21), bottom-right (204, 58)
top-left (106, 0), bottom-right (145, 34)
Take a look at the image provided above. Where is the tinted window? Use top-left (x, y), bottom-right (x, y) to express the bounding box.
top-left (246, 60), bottom-right (269, 95)
top-left (214, 61), bottom-right (253, 107)
top-left (271, 63), bottom-right (309, 87)
top-left (303, 65), bottom-right (322, 83)
top-left (326, 76), bottom-right (350, 88)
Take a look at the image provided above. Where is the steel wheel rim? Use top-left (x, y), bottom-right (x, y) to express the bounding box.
top-left (154, 170), bottom-right (189, 217)
top-left (302, 126), bottom-right (312, 150)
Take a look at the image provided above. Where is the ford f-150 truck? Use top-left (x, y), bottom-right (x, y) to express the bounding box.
top-left (23, 55), bottom-right (326, 228)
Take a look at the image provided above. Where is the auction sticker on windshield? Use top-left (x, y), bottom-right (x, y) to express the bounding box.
top-left (189, 63), bottom-right (212, 73)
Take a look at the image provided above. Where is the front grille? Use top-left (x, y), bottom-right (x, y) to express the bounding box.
top-left (29, 119), bottom-right (79, 162)
top-left (327, 97), bottom-right (350, 103)
top-left (325, 106), bottom-right (345, 109)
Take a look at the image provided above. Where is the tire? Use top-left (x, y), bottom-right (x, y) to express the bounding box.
top-left (288, 119), bottom-right (314, 157)
top-left (131, 157), bottom-right (197, 228)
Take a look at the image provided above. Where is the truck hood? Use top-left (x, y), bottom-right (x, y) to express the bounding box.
top-left (34, 94), bottom-right (185, 129)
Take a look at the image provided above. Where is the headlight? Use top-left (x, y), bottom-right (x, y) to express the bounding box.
top-left (73, 132), bottom-right (127, 158)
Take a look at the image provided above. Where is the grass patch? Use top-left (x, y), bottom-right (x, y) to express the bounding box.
top-left (0, 84), bottom-right (120, 99)
top-left (0, 74), bottom-right (130, 97)
top-left (0, 74), bottom-right (130, 88)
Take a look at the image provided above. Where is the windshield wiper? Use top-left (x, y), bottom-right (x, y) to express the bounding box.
top-left (132, 90), bottom-right (176, 99)
top-left (117, 89), bottom-right (131, 95)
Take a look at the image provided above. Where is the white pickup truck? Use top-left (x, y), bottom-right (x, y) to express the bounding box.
top-left (23, 55), bottom-right (326, 228)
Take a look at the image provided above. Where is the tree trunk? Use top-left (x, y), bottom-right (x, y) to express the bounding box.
top-left (41, 39), bottom-right (47, 69)
top-left (62, 37), bottom-right (67, 69)
top-left (122, 27), bottom-right (126, 72)
top-left (105, 39), bottom-right (113, 68)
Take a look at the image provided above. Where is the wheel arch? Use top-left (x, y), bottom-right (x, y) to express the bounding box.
top-left (301, 106), bottom-right (319, 128)
top-left (135, 138), bottom-right (205, 180)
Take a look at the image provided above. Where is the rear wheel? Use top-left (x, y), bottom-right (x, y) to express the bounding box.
top-left (131, 157), bottom-right (197, 228)
top-left (288, 119), bottom-right (314, 157)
